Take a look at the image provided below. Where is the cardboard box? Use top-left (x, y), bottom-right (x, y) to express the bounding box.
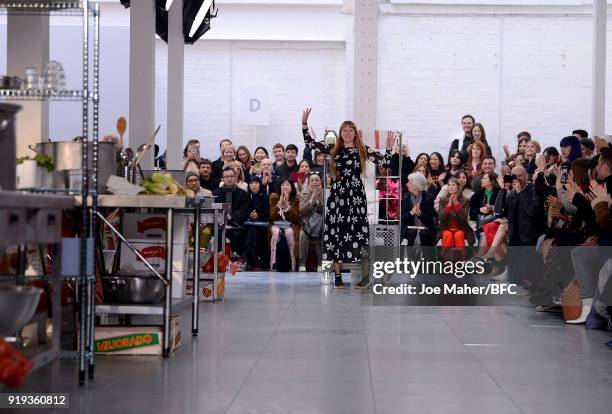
top-left (95, 316), bottom-right (181, 355)
top-left (186, 276), bottom-right (225, 302)
top-left (122, 213), bottom-right (189, 243)
top-left (120, 240), bottom-right (187, 272)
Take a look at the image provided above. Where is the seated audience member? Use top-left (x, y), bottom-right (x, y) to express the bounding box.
top-left (183, 139), bottom-right (200, 174)
top-left (470, 122), bottom-right (493, 156)
top-left (276, 144), bottom-right (300, 179)
top-left (595, 149), bottom-right (612, 190)
top-left (414, 153), bottom-right (430, 169)
top-left (470, 172), bottom-right (501, 244)
top-left (298, 173), bottom-right (324, 271)
top-left (242, 176), bottom-right (270, 271)
top-left (401, 173), bottom-right (437, 258)
top-left (497, 166), bottom-right (543, 285)
top-left (253, 146), bottom-right (269, 164)
top-left (414, 164), bottom-right (439, 197)
top-left (213, 167), bottom-right (250, 260)
top-left (573, 129), bottom-right (589, 140)
top-left (435, 171), bottom-right (474, 212)
top-left (185, 171), bottom-right (212, 196)
top-left (269, 178), bottom-right (300, 271)
top-left (211, 139), bottom-right (233, 182)
top-left (471, 156), bottom-right (496, 193)
top-left (438, 178), bottom-right (474, 258)
top-left (389, 142), bottom-right (415, 188)
top-left (480, 175), bottom-right (513, 275)
top-left (226, 161), bottom-right (248, 191)
top-left (260, 158), bottom-right (279, 195)
top-left (311, 150), bottom-right (325, 177)
top-left (272, 143), bottom-right (285, 171)
top-left (580, 138), bottom-right (595, 159)
top-left (523, 139), bottom-right (540, 177)
top-left (429, 152), bottom-right (446, 188)
top-left (466, 140), bottom-right (486, 180)
top-left (559, 135), bottom-right (582, 164)
top-left (294, 160), bottom-right (311, 192)
top-left (445, 150), bottom-right (465, 184)
top-left (237, 145), bottom-right (253, 182)
top-left (503, 131), bottom-right (531, 162)
top-left (449, 114), bottom-right (475, 162)
top-left (198, 159), bottom-right (219, 192)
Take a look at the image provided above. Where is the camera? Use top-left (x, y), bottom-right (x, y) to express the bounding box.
top-left (503, 174), bottom-right (517, 184)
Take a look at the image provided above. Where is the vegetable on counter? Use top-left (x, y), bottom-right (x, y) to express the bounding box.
top-left (140, 172), bottom-right (194, 196)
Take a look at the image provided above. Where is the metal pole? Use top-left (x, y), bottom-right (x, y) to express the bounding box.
top-left (591, 0), bottom-right (607, 137)
top-left (192, 207), bottom-right (201, 335)
top-left (163, 209), bottom-right (174, 357)
top-left (88, 3), bottom-right (100, 380)
top-left (78, 0), bottom-right (90, 387)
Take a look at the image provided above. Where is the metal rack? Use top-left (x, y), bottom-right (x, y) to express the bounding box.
top-left (0, 0), bottom-right (101, 385)
top-left (0, 191), bottom-right (74, 375)
top-left (75, 195), bottom-right (229, 357)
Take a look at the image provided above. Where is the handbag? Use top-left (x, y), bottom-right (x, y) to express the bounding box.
top-left (477, 213), bottom-right (495, 231)
top-left (303, 211), bottom-right (323, 239)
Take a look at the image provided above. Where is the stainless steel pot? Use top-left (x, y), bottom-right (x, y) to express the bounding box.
top-left (0, 285), bottom-right (43, 337)
top-left (102, 275), bottom-right (165, 304)
top-left (29, 140), bottom-right (117, 193)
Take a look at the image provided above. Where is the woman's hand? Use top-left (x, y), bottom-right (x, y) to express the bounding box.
top-left (386, 130), bottom-right (395, 151)
top-left (588, 180), bottom-right (607, 200)
top-left (438, 172), bottom-right (446, 182)
top-left (302, 108), bottom-right (312, 125)
top-left (497, 174), bottom-right (505, 189)
top-left (479, 206), bottom-right (490, 214)
top-left (535, 154), bottom-right (546, 172)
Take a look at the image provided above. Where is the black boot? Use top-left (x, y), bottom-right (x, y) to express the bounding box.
top-left (334, 274), bottom-right (345, 289)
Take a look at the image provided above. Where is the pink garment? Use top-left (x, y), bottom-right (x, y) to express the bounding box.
top-left (377, 178), bottom-right (399, 219)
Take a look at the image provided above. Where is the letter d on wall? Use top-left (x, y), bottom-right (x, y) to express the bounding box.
top-left (240, 85), bottom-right (270, 126)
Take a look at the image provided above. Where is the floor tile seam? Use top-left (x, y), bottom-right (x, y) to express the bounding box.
top-left (222, 289), bottom-right (298, 414)
top-left (361, 307), bottom-right (379, 414)
top-left (436, 311), bottom-right (526, 414)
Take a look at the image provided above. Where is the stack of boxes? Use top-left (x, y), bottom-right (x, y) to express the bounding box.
top-left (119, 213), bottom-right (189, 299)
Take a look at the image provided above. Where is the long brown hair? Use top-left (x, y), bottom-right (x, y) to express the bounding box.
top-left (330, 120), bottom-right (367, 178)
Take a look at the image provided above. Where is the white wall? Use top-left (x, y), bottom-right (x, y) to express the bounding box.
top-left (1, 1), bottom-right (610, 165)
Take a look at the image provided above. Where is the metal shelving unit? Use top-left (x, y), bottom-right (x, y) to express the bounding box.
top-left (0, 89), bottom-right (86, 100)
top-left (0, 0), bottom-right (100, 385)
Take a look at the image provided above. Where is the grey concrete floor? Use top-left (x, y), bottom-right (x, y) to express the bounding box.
top-left (14, 272), bottom-right (612, 414)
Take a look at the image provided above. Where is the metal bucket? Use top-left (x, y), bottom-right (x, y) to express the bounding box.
top-left (30, 141), bottom-right (117, 193)
top-left (321, 261), bottom-right (333, 285)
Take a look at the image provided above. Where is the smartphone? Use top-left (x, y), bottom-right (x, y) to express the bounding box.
top-left (560, 164), bottom-right (569, 184)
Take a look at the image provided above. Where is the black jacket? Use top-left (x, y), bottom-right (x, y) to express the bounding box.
top-left (469, 188), bottom-right (500, 222)
top-left (200, 175), bottom-right (220, 192)
top-left (400, 191), bottom-right (437, 233)
top-left (449, 136), bottom-right (492, 162)
top-left (275, 162), bottom-right (299, 180)
top-left (389, 153), bottom-right (415, 188)
top-left (497, 183), bottom-right (541, 245)
top-left (246, 191), bottom-right (270, 223)
top-left (211, 157), bottom-right (224, 183)
top-left (213, 186), bottom-right (250, 226)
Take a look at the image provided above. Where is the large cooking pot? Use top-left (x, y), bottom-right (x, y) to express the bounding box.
top-left (30, 140), bottom-right (117, 193)
top-left (102, 275), bottom-right (165, 304)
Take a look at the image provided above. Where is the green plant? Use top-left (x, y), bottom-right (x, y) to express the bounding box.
top-left (15, 154), bottom-right (55, 172)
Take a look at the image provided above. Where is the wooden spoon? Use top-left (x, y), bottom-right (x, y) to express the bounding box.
top-left (116, 117), bottom-right (127, 148)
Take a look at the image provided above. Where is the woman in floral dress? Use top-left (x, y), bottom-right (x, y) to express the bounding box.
top-left (301, 108), bottom-right (394, 288)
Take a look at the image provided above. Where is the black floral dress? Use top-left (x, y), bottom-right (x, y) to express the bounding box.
top-left (303, 127), bottom-right (391, 262)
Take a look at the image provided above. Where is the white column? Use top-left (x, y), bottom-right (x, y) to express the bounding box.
top-left (352, 0), bottom-right (378, 135)
top-left (591, 0), bottom-right (607, 137)
top-left (167, 0), bottom-right (184, 170)
top-left (7, 15), bottom-right (49, 158)
top-left (129, 0), bottom-right (156, 168)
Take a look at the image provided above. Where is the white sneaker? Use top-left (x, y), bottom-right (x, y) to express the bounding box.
top-left (317, 266), bottom-right (322, 272)
top-left (298, 266), bottom-right (307, 272)
top-left (566, 298), bottom-right (593, 324)
top-left (490, 266), bottom-right (508, 282)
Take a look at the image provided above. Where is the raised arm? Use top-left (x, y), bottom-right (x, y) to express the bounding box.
top-left (302, 108), bottom-right (332, 154)
top-left (365, 130), bottom-right (395, 165)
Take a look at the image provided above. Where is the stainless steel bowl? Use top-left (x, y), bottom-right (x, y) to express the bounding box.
top-left (102, 275), bottom-right (165, 304)
top-left (0, 285), bottom-right (43, 336)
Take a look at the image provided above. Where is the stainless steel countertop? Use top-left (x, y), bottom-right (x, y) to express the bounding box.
top-left (74, 194), bottom-right (229, 210)
top-left (0, 191), bottom-right (75, 209)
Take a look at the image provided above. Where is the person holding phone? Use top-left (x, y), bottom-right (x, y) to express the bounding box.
top-left (269, 179), bottom-right (300, 271)
top-left (302, 108), bottom-right (393, 288)
top-left (182, 139), bottom-right (200, 174)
